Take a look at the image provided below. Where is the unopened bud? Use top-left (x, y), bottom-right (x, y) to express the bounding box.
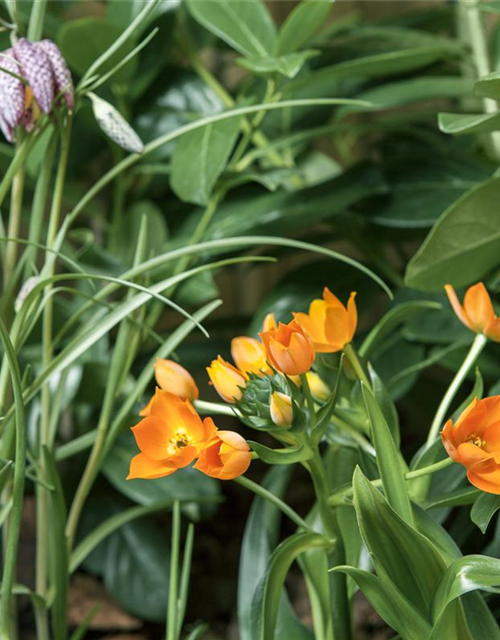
top-left (270, 391), bottom-right (293, 427)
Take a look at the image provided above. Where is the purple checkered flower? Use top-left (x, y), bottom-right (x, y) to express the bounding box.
top-left (0, 38), bottom-right (74, 143)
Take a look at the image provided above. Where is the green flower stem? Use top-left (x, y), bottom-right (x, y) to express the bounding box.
top-left (26, 0), bottom-right (47, 41)
top-left (343, 342), bottom-right (371, 388)
top-left (300, 373), bottom-right (317, 429)
top-left (0, 318), bottom-right (26, 640)
top-left (234, 476), bottom-right (312, 532)
top-left (307, 452), bottom-right (351, 640)
top-left (426, 333), bottom-right (487, 445)
top-left (328, 457), bottom-right (455, 506)
top-left (194, 399), bottom-right (240, 418)
top-left (3, 155), bottom-right (25, 295)
top-left (166, 501), bottom-right (181, 640)
top-left (0, 136), bottom-right (31, 217)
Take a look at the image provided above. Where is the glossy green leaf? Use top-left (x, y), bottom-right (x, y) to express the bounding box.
top-left (405, 178), bottom-right (500, 291)
top-left (471, 493), bottom-right (500, 533)
top-left (186, 0), bottom-right (276, 57)
top-left (57, 18), bottom-right (136, 82)
top-left (429, 600), bottom-right (474, 640)
top-left (170, 116), bottom-right (241, 205)
top-left (333, 566), bottom-right (431, 640)
top-left (475, 71), bottom-right (500, 101)
top-left (369, 364), bottom-right (400, 448)
top-left (276, 0), bottom-right (331, 54)
top-left (237, 50), bottom-right (319, 79)
top-left (249, 441), bottom-right (312, 465)
top-left (432, 555), bottom-right (500, 621)
top-left (361, 385), bottom-right (411, 524)
top-left (252, 532), bottom-right (330, 640)
top-left (438, 111), bottom-right (500, 135)
top-left (353, 469), bottom-right (446, 619)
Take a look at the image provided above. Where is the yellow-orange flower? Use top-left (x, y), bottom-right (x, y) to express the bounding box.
top-left (260, 319), bottom-right (315, 376)
top-left (231, 336), bottom-right (272, 376)
top-left (154, 358), bottom-right (199, 400)
top-left (441, 396), bottom-right (500, 494)
top-left (194, 430), bottom-right (251, 480)
top-left (270, 391), bottom-right (293, 427)
top-left (293, 289), bottom-right (357, 353)
top-left (306, 372), bottom-right (330, 401)
top-left (207, 356), bottom-right (247, 403)
top-left (445, 283), bottom-right (500, 342)
top-left (128, 390), bottom-right (217, 480)
top-left (262, 312), bottom-right (277, 332)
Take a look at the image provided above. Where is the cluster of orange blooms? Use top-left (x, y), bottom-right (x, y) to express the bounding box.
top-left (127, 280), bottom-right (500, 494)
top-left (127, 288), bottom-right (357, 481)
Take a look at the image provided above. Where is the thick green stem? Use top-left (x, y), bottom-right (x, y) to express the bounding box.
top-left (343, 342), bottom-right (371, 388)
top-left (426, 333), bottom-right (487, 445)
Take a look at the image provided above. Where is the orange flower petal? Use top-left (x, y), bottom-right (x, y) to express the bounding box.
top-left (444, 284), bottom-right (473, 331)
top-left (467, 467), bottom-right (500, 494)
top-left (127, 453), bottom-right (177, 480)
top-left (231, 336), bottom-right (271, 375)
top-left (131, 415), bottom-right (173, 460)
top-left (463, 282), bottom-right (495, 333)
top-left (154, 359), bottom-right (199, 401)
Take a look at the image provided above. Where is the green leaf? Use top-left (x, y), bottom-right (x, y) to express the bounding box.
top-left (238, 467), bottom-right (313, 640)
top-left (276, 0), bottom-right (331, 54)
top-left (352, 468), bottom-right (446, 619)
top-left (103, 433), bottom-right (220, 520)
top-left (249, 441), bottom-right (313, 465)
top-left (333, 566), bottom-right (431, 640)
top-left (429, 600), bottom-right (474, 640)
top-left (475, 71), bottom-right (500, 101)
top-left (432, 555), bottom-right (500, 621)
top-left (405, 177), bottom-right (500, 291)
top-left (114, 200), bottom-right (168, 264)
top-left (471, 493), bottom-right (500, 534)
top-left (81, 497), bottom-right (170, 622)
top-left (170, 116), bottom-right (241, 205)
top-left (438, 111), bottom-right (500, 135)
top-left (252, 532), bottom-right (330, 640)
top-left (57, 18), bottom-right (136, 83)
top-left (237, 50), bottom-right (319, 79)
top-left (186, 0), bottom-right (276, 57)
top-left (361, 386), bottom-right (411, 524)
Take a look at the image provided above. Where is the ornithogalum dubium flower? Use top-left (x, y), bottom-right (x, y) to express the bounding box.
top-left (0, 38), bottom-right (73, 142)
top-left (441, 396), bottom-right (500, 494)
top-left (445, 282), bottom-right (500, 342)
top-left (270, 391), bottom-right (293, 427)
top-left (293, 288), bottom-right (357, 353)
top-left (128, 390), bottom-right (217, 480)
top-left (260, 319), bottom-right (315, 376)
top-left (194, 430), bottom-right (251, 480)
top-left (207, 355), bottom-right (247, 403)
top-left (231, 336), bottom-right (272, 376)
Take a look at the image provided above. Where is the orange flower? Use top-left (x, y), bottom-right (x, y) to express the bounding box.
top-left (128, 390), bottom-right (217, 480)
top-left (154, 359), bottom-right (199, 400)
top-left (293, 289), bottom-right (357, 353)
top-left (445, 283), bottom-right (500, 341)
top-left (231, 336), bottom-right (272, 376)
top-left (260, 319), bottom-right (315, 376)
top-left (194, 430), bottom-right (251, 480)
top-left (207, 356), bottom-right (247, 403)
top-left (441, 395), bottom-right (500, 494)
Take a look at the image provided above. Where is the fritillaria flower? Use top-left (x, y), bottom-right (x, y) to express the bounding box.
top-left (0, 38), bottom-right (73, 142)
top-left (441, 396), bottom-right (500, 494)
top-left (293, 289), bottom-right (357, 353)
top-left (445, 282), bottom-right (500, 342)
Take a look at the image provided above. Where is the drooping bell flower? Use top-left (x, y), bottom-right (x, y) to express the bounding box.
top-left (441, 396), bottom-right (500, 494)
top-left (127, 390), bottom-right (217, 480)
top-left (231, 336), bottom-right (272, 376)
top-left (260, 319), bottom-right (315, 376)
top-left (0, 38), bottom-right (74, 142)
top-left (445, 283), bottom-right (500, 342)
top-left (207, 356), bottom-right (247, 403)
top-left (293, 289), bottom-right (357, 353)
top-left (194, 430), bottom-right (251, 480)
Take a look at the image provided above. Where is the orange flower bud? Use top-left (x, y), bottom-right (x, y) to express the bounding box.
top-left (207, 356), bottom-right (247, 403)
top-left (445, 283), bottom-right (500, 342)
top-left (294, 289), bottom-right (357, 353)
top-left (270, 391), bottom-right (293, 427)
top-left (260, 319), bottom-right (315, 376)
top-left (194, 430), bottom-right (251, 480)
top-left (231, 336), bottom-right (272, 376)
top-left (154, 359), bottom-right (199, 401)
top-left (128, 390), bottom-right (217, 480)
top-left (441, 396), bottom-right (500, 494)
top-left (306, 372), bottom-right (330, 401)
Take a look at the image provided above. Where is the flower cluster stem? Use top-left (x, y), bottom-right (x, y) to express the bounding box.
top-left (343, 343), bottom-right (371, 388)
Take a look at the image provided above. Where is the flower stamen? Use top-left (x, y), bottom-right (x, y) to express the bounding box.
top-left (467, 433), bottom-right (486, 449)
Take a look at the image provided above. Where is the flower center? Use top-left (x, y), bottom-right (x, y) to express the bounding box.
top-left (167, 428), bottom-right (192, 455)
top-left (467, 433), bottom-right (486, 448)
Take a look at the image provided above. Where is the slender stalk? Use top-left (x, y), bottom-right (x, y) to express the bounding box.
top-left (300, 373), bottom-right (317, 429)
top-left (0, 136), bottom-right (31, 215)
top-left (26, 0), bottom-right (47, 41)
top-left (234, 476), bottom-right (312, 532)
top-left (3, 157), bottom-right (25, 293)
top-left (0, 318), bottom-right (26, 640)
top-left (343, 342), bottom-right (371, 388)
top-left (166, 501), bottom-right (181, 640)
top-left (426, 333), bottom-right (487, 445)
top-left (194, 399), bottom-right (240, 418)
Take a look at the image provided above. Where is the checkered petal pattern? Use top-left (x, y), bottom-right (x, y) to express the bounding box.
top-left (13, 38), bottom-right (54, 114)
top-left (38, 39), bottom-right (74, 109)
top-left (0, 49), bottom-right (24, 134)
